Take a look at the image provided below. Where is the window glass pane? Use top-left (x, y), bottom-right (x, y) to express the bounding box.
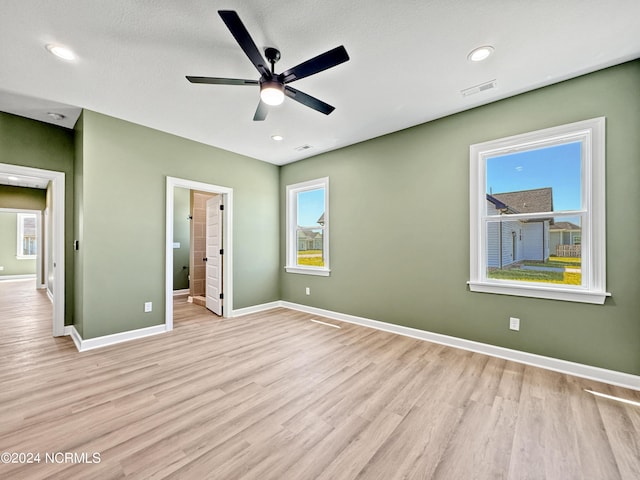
top-left (19, 214), bottom-right (37, 256)
top-left (485, 218), bottom-right (582, 286)
top-left (486, 142), bottom-right (582, 215)
top-left (297, 188), bottom-right (325, 227)
top-left (297, 228), bottom-right (324, 267)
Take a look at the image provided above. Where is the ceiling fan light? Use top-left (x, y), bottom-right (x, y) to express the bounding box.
top-left (260, 81), bottom-right (285, 106)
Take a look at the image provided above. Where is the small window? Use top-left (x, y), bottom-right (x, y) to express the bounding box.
top-left (17, 213), bottom-right (37, 259)
top-left (469, 118), bottom-right (609, 304)
top-left (286, 177), bottom-right (329, 276)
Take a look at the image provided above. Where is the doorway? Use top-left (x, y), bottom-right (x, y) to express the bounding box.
top-left (0, 162), bottom-right (65, 336)
top-left (165, 177), bottom-right (233, 331)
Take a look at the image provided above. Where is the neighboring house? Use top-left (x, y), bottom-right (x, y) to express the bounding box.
top-left (486, 187), bottom-right (553, 268)
top-left (550, 221), bottom-right (581, 257)
top-left (297, 229), bottom-right (323, 251)
top-left (297, 212), bottom-right (325, 251)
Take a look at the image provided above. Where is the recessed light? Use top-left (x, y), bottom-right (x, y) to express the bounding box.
top-left (271, 135), bottom-right (284, 141)
top-left (8, 176), bottom-right (19, 181)
top-left (45, 43), bottom-right (77, 61)
top-left (47, 112), bottom-right (66, 121)
top-left (468, 45), bottom-right (494, 62)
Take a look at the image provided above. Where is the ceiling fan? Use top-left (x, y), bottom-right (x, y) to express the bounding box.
top-left (187, 10), bottom-right (350, 121)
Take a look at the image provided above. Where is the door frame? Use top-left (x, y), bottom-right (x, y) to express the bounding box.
top-left (165, 176), bottom-right (233, 331)
top-left (0, 162), bottom-right (65, 336)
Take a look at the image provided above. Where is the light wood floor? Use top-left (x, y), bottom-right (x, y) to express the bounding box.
top-left (0, 279), bottom-right (639, 479)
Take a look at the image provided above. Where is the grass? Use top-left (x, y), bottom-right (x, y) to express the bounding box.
top-left (297, 250), bottom-right (324, 267)
top-left (523, 256), bottom-right (581, 268)
top-left (488, 256), bottom-right (582, 285)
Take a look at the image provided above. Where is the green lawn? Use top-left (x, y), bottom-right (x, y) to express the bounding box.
top-left (297, 250), bottom-right (324, 267)
top-left (488, 256), bottom-right (581, 285)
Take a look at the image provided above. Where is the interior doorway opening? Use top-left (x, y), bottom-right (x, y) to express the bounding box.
top-left (0, 163), bottom-right (65, 337)
top-left (172, 188), bottom-right (224, 317)
top-left (165, 177), bottom-right (233, 331)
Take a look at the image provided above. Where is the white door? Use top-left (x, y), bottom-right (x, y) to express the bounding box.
top-left (205, 195), bottom-right (223, 315)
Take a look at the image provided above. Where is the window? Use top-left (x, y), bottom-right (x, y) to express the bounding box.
top-left (17, 213), bottom-right (37, 259)
top-left (469, 117), bottom-right (609, 304)
top-left (286, 177), bottom-right (329, 276)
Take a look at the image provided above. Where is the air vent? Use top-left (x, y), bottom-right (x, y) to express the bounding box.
top-left (461, 79), bottom-right (497, 97)
top-left (294, 144), bottom-right (313, 152)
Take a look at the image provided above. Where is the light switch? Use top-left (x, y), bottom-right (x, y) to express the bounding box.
top-left (173, 242), bottom-right (180, 249)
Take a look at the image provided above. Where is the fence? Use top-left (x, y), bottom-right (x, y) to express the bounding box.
top-left (556, 244), bottom-right (581, 257)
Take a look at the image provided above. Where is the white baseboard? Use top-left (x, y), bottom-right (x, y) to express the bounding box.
top-left (0, 274), bottom-right (36, 281)
top-left (64, 324), bottom-right (167, 352)
top-left (231, 301), bottom-right (283, 317)
top-left (62, 299), bottom-right (640, 391)
top-left (276, 301), bottom-right (640, 391)
top-left (173, 289), bottom-right (190, 296)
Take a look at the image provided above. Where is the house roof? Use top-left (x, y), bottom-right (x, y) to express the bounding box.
top-left (491, 188), bottom-right (553, 214)
top-left (550, 221), bottom-right (580, 231)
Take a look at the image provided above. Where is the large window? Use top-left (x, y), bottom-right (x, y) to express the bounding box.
top-left (17, 213), bottom-right (37, 259)
top-left (469, 118), bottom-right (609, 304)
top-left (286, 177), bottom-right (329, 276)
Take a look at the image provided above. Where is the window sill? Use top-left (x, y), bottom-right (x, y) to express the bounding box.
top-left (285, 266), bottom-right (331, 277)
top-left (467, 281), bottom-right (610, 304)
top-left (16, 255), bottom-right (36, 260)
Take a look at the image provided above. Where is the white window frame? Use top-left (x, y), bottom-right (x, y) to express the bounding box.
top-left (285, 177), bottom-right (330, 276)
top-left (468, 117), bottom-right (610, 304)
top-left (16, 212), bottom-right (38, 260)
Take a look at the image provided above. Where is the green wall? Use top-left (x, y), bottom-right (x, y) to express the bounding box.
top-left (0, 212), bottom-right (36, 276)
top-left (0, 112), bottom-right (74, 324)
top-left (0, 184), bottom-right (47, 209)
top-left (77, 110), bottom-right (280, 339)
top-left (173, 187), bottom-right (190, 290)
top-left (73, 113), bottom-right (85, 336)
top-left (279, 60), bottom-right (640, 376)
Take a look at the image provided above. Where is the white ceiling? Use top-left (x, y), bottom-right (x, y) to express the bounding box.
top-left (1, 0), bottom-right (639, 166)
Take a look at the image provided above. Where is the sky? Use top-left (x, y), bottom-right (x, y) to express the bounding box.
top-left (486, 141), bottom-right (582, 214)
top-left (297, 188), bottom-right (325, 227)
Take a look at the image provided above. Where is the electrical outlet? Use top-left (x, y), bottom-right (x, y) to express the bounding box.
top-left (144, 302), bottom-right (152, 313)
top-left (305, 287), bottom-right (310, 295)
top-left (0, 266), bottom-right (4, 271)
top-left (509, 317), bottom-right (520, 331)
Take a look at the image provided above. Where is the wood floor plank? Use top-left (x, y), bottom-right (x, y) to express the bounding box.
top-left (1, 279), bottom-right (639, 479)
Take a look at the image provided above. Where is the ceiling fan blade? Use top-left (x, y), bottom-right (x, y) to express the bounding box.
top-left (186, 76), bottom-right (259, 85)
top-left (279, 46), bottom-right (349, 84)
top-left (253, 100), bottom-right (268, 121)
top-left (218, 10), bottom-right (270, 78)
top-left (284, 86), bottom-right (335, 115)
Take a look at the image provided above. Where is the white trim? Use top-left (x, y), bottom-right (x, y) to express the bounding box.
top-left (0, 274), bottom-right (37, 281)
top-left (0, 163), bottom-right (64, 336)
top-left (284, 266), bottom-right (331, 276)
top-left (64, 324), bottom-right (166, 352)
top-left (173, 289), bottom-right (190, 296)
top-left (267, 301), bottom-right (638, 391)
top-left (165, 177), bottom-right (233, 331)
top-left (16, 212), bottom-right (37, 259)
top-left (469, 117), bottom-right (608, 304)
top-left (1, 208), bottom-right (42, 285)
top-left (65, 325), bottom-right (82, 351)
top-left (285, 177), bottom-right (330, 276)
top-left (467, 281), bottom-right (610, 304)
top-left (231, 301), bottom-right (282, 317)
